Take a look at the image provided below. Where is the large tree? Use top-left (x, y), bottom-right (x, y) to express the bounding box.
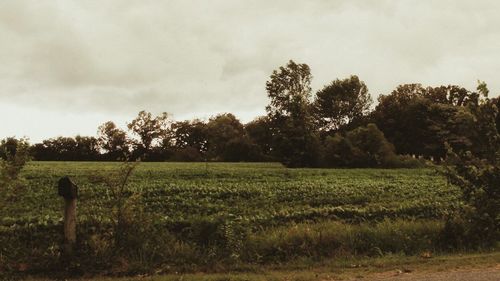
top-left (245, 116), bottom-right (273, 157)
top-left (170, 119), bottom-right (208, 156)
top-left (31, 136), bottom-right (99, 161)
top-left (265, 60), bottom-right (320, 167)
top-left (373, 84), bottom-right (481, 161)
top-left (206, 113), bottom-right (250, 161)
top-left (97, 121), bottom-right (130, 160)
top-left (444, 83), bottom-right (499, 245)
top-left (266, 60), bottom-right (312, 119)
top-left (313, 75), bottom-right (372, 132)
top-left (127, 110), bottom-right (170, 159)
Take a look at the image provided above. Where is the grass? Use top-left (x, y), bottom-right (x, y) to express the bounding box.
top-left (2, 161), bottom-right (460, 228)
top-left (23, 251), bottom-right (500, 281)
top-left (1, 161), bottom-right (491, 277)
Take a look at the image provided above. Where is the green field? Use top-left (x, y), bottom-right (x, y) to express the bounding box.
top-left (1, 162), bottom-right (471, 275)
top-left (2, 162), bottom-right (459, 228)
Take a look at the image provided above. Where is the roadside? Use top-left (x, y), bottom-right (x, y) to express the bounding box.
top-left (346, 264), bottom-right (500, 281)
top-left (22, 251), bottom-right (500, 281)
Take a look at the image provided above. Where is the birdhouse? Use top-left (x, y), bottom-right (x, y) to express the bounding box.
top-left (57, 176), bottom-right (78, 200)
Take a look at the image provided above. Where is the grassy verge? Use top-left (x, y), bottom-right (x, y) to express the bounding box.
top-left (0, 219), bottom-right (448, 275)
top-left (23, 251), bottom-right (500, 281)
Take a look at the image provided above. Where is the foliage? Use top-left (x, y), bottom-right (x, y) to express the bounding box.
top-left (265, 60), bottom-right (312, 119)
top-left (323, 124), bottom-right (423, 168)
top-left (97, 121), bottom-right (130, 160)
top-left (1, 162), bottom-right (460, 231)
top-left (206, 113), bottom-right (247, 161)
top-left (0, 138), bottom-right (31, 199)
top-left (373, 84), bottom-right (485, 161)
top-left (18, 62), bottom-right (500, 168)
top-left (443, 88), bottom-right (500, 246)
top-left (245, 116), bottom-right (273, 158)
top-left (31, 136), bottom-right (100, 161)
top-left (170, 119), bottom-right (209, 156)
top-left (313, 75), bottom-right (372, 132)
top-left (127, 110), bottom-right (171, 159)
top-left (0, 162), bottom-right (469, 275)
top-left (265, 60), bottom-right (320, 167)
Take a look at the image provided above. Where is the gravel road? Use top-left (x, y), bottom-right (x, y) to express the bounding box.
top-left (349, 265), bottom-right (500, 281)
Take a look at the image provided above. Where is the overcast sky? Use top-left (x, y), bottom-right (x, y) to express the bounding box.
top-left (1, 0), bottom-right (499, 142)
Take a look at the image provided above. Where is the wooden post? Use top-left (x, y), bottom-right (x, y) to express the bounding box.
top-left (58, 176), bottom-right (78, 256)
top-left (63, 197), bottom-right (77, 253)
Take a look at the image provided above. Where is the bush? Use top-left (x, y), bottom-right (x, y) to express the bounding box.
top-left (0, 137), bottom-right (31, 199)
top-left (323, 124), bottom-right (423, 168)
top-left (443, 97), bottom-right (500, 247)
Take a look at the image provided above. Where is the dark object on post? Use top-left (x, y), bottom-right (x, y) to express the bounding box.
top-left (58, 176), bottom-right (78, 199)
top-left (57, 176), bottom-right (78, 257)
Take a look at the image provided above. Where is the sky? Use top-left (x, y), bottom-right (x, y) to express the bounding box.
top-left (1, 0), bottom-right (499, 142)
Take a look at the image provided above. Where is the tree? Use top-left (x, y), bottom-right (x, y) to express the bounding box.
top-left (74, 135), bottom-right (100, 160)
top-left (206, 113), bottom-right (247, 161)
top-left (323, 133), bottom-right (356, 167)
top-left (31, 136), bottom-right (100, 161)
top-left (265, 60), bottom-right (320, 167)
top-left (266, 60), bottom-right (312, 119)
top-left (444, 84), bottom-right (499, 246)
top-left (245, 116), bottom-right (273, 158)
top-left (36, 137), bottom-right (78, 160)
top-left (97, 121), bottom-right (130, 160)
top-left (373, 84), bottom-right (481, 161)
top-left (345, 123), bottom-right (400, 167)
top-left (313, 75), bottom-right (372, 132)
top-left (0, 137), bottom-right (31, 199)
top-left (170, 119), bottom-right (208, 155)
top-left (424, 85), bottom-right (474, 106)
top-left (0, 137), bottom-right (31, 182)
top-left (492, 97), bottom-right (500, 133)
top-left (222, 137), bottom-right (262, 162)
top-left (127, 110), bottom-right (170, 159)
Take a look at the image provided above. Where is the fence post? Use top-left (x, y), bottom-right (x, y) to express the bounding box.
top-left (57, 176), bottom-right (78, 256)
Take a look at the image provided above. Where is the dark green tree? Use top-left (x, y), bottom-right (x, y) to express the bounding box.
top-left (127, 110), bottom-right (170, 159)
top-left (374, 83), bottom-right (482, 161)
top-left (313, 75), bottom-right (372, 132)
top-left (170, 119), bottom-right (209, 161)
top-left (444, 83), bottom-right (499, 246)
top-left (265, 60), bottom-right (320, 167)
top-left (206, 113), bottom-right (250, 161)
top-left (97, 121), bottom-right (130, 160)
top-left (245, 116), bottom-right (273, 158)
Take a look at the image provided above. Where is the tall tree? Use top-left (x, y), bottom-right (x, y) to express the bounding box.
top-left (444, 84), bottom-right (499, 245)
top-left (127, 110), bottom-right (170, 159)
top-left (170, 119), bottom-right (208, 156)
top-left (74, 135), bottom-right (100, 161)
top-left (424, 85), bottom-right (474, 106)
top-left (206, 113), bottom-right (246, 160)
top-left (245, 116), bottom-right (273, 157)
top-left (266, 60), bottom-right (312, 119)
top-left (97, 121), bottom-right (130, 160)
top-left (265, 60), bottom-right (320, 167)
top-left (313, 75), bottom-right (372, 132)
top-left (374, 83), bottom-right (485, 161)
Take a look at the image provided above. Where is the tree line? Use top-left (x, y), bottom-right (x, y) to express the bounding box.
top-left (2, 60), bottom-right (499, 167)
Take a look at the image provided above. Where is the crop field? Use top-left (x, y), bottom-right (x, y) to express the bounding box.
top-left (1, 162), bottom-right (473, 274)
top-left (1, 162), bottom-right (459, 229)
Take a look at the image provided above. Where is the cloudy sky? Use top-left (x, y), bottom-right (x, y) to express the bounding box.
top-left (1, 0), bottom-right (499, 142)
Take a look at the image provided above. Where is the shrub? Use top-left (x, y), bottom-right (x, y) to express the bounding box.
top-left (443, 96), bottom-right (500, 247)
top-left (323, 124), bottom-right (423, 168)
top-left (0, 137), bottom-right (31, 199)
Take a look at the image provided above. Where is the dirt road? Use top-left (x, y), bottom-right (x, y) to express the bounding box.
top-left (348, 264), bottom-right (500, 281)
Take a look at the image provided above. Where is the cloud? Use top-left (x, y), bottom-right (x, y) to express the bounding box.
top-left (1, 0), bottom-right (499, 141)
